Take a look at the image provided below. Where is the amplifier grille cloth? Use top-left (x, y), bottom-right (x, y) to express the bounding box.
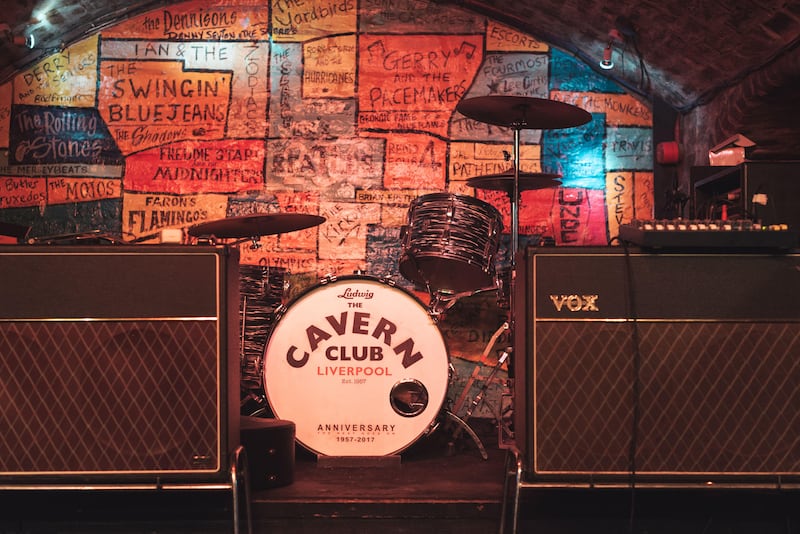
top-left (534, 321), bottom-right (800, 475)
top-left (0, 321), bottom-right (219, 474)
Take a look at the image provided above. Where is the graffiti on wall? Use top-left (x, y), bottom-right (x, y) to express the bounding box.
top-left (0, 0), bottom-right (653, 420)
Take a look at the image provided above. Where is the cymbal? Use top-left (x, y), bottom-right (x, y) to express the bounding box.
top-left (467, 171), bottom-right (562, 192)
top-left (188, 213), bottom-right (325, 238)
top-left (456, 95), bottom-right (591, 129)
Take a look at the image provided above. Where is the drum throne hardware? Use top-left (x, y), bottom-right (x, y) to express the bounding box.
top-left (456, 95), bottom-right (591, 449)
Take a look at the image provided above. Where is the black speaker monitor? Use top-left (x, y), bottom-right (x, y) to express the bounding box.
top-left (0, 245), bottom-right (240, 484)
top-left (513, 246), bottom-right (800, 485)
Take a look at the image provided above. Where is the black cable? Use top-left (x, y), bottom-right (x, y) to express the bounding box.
top-left (621, 241), bottom-right (643, 534)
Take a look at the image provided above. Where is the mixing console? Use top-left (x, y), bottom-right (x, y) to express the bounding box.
top-left (618, 219), bottom-right (797, 249)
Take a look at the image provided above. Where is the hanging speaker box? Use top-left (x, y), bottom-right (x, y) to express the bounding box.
top-left (0, 245), bottom-right (240, 485)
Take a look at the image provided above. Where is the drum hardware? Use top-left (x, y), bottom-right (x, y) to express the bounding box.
top-left (444, 351), bottom-right (510, 460)
top-left (241, 389), bottom-right (272, 417)
top-left (439, 408), bottom-right (489, 460)
top-left (245, 237), bottom-right (262, 250)
top-left (461, 348), bottom-right (509, 432)
top-left (456, 95), bottom-right (591, 450)
top-left (425, 285), bottom-right (498, 320)
top-left (26, 229), bottom-right (124, 245)
top-left (428, 358), bottom-right (486, 458)
top-left (451, 322), bottom-right (508, 414)
top-left (446, 322), bottom-right (510, 459)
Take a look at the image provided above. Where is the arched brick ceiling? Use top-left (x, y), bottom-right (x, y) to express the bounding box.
top-left (1, 0), bottom-right (799, 157)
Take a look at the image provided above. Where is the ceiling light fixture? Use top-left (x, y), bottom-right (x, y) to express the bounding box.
top-left (599, 28), bottom-right (624, 71)
top-left (1, 23), bottom-right (36, 48)
top-left (12, 33), bottom-right (35, 48)
top-left (600, 44), bottom-right (614, 69)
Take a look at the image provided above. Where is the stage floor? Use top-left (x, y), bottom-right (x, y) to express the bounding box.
top-left (251, 418), bottom-right (506, 532)
top-left (3, 417), bottom-right (800, 534)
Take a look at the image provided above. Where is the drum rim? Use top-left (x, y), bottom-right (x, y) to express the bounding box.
top-left (409, 192), bottom-right (504, 222)
top-left (276, 273), bottom-right (435, 315)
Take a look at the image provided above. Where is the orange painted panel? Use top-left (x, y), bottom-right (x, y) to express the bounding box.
top-left (125, 139), bottom-right (265, 194)
top-left (13, 37), bottom-right (98, 108)
top-left (0, 177), bottom-right (46, 209)
top-left (358, 34), bottom-right (483, 137)
top-left (103, 2), bottom-right (270, 40)
top-left (98, 60), bottom-right (230, 154)
top-left (47, 178), bottom-right (121, 205)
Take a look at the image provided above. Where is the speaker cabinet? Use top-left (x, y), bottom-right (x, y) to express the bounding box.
top-left (0, 245), bottom-right (239, 484)
top-left (513, 246), bottom-right (800, 485)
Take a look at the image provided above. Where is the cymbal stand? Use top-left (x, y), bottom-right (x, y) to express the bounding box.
top-left (446, 322), bottom-right (509, 459)
top-left (427, 288), bottom-right (472, 320)
top-left (454, 95), bottom-right (592, 461)
top-left (502, 125), bottom-right (522, 449)
top-left (446, 126), bottom-right (524, 453)
top-left (509, 126), bottom-right (522, 274)
top-left (503, 126), bottom-right (524, 325)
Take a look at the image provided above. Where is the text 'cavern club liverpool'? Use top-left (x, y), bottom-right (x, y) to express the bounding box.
top-left (283, 284), bottom-right (425, 372)
top-left (261, 276), bottom-right (450, 457)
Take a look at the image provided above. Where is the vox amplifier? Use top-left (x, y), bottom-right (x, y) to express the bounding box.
top-left (0, 245), bottom-right (240, 484)
top-left (513, 246), bottom-right (800, 486)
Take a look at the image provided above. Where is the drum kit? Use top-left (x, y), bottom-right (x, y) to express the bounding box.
top-left (187, 95), bottom-right (590, 459)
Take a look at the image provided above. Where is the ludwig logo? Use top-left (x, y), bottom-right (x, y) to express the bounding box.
top-left (338, 287), bottom-right (375, 299)
top-left (549, 294), bottom-right (599, 312)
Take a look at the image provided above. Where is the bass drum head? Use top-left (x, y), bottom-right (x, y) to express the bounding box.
top-left (262, 276), bottom-right (449, 457)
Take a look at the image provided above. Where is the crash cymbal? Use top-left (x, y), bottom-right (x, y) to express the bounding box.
top-left (456, 95), bottom-right (591, 129)
top-left (467, 171), bottom-right (562, 192)
top-left (188, 213), bottom-right (325, 238)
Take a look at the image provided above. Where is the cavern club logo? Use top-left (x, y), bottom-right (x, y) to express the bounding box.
top-left (284, 309), bottom-right (424, 369)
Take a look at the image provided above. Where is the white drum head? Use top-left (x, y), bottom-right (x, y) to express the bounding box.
top-left (262, 276), bottom-right (449, 457)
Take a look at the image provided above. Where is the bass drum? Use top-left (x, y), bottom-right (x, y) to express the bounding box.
top-left (262, 275), bottom-right (450, 457)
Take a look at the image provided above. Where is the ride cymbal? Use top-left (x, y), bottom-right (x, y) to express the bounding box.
top-left (456, 95), bottom-right (591, 129)
top-left (188, 213), bottom-right (326, 238)
top-left (467, 171), bottom-right (562, 192)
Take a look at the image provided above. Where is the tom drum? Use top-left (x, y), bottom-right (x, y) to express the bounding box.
top-left (399, 193), bottom-right (503, 293)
